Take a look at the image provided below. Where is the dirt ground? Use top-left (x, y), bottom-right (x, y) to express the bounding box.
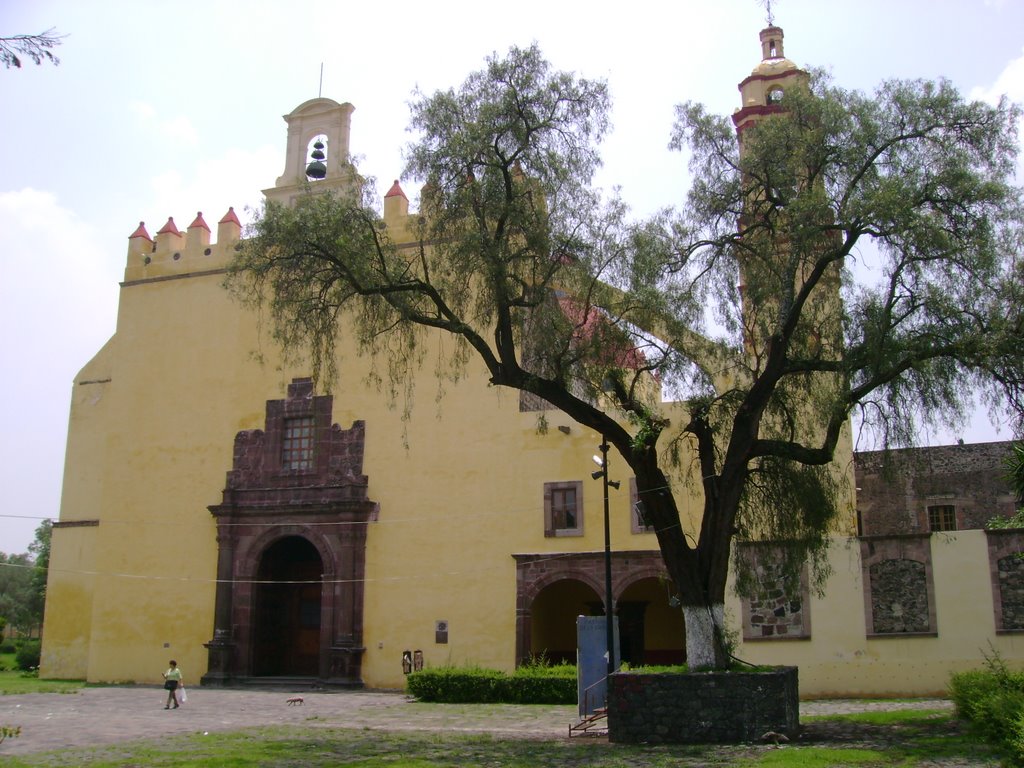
top-left (0, 686), bottom-right (970, 759)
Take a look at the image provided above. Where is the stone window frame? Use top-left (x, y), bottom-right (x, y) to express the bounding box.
top-left (544, 481), bottom-right (584, 537)
top-left (859, 534), bottom-right (938, 638)
top-left (736, 543), bottom-right (812, 642)
top-left (926, 504), bottom-right (957, 532)
top-left (985, 529), bottom-right (1024, 634)
top-left (630, 478), bottom-right (655, 535)
top-left (259, 377), bottom-right (332, 478)
top-left (282, 415), bottom-right (316, 471)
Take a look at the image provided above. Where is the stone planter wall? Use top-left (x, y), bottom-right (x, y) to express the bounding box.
top-left (607, 667), bottom-right (799, 744)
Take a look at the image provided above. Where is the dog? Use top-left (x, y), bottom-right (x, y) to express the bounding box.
top-left (286, 696), bottom-right (304, 706)
top-left (760, 731), bottom-right (789, 747)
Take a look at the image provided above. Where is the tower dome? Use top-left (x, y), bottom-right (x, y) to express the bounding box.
top-left (750, 26), bottom-right (797, 77)
top-left (732, 24), bottom-right (807, 138)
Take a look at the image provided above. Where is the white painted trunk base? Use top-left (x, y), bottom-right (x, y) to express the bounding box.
top-left (683, 603), bottom-right (725, 669)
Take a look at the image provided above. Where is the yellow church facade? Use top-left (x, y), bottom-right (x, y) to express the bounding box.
top-left (41, 26), bottom-right (1024, 697)
top-left (42, 182), bottom-right (698, 689)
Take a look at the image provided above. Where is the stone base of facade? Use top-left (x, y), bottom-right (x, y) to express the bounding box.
top-left (199, 675), bottom-right (364, 690)
top-left (607, 667), bottom-right (799, 744)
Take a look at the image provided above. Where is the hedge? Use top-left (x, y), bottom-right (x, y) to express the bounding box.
top-left (406, 663), bottom-right (576, 704)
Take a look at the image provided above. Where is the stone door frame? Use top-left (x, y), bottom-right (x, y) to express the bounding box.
top-left (202, 378), bottom-right (377, 687)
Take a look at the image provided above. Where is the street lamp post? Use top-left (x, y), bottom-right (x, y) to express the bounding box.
top-left (592, 438), bottom-right (620, 680)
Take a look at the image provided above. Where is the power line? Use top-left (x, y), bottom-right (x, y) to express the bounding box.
top-left (0, 543), bottom-right (676, 588)
top-left (0, 481), bottom-right (681, 532)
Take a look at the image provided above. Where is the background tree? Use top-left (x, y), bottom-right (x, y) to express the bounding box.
top-left (0, 29), bottom-right (63, 69)
top-left (27, 520), bottom-right (51, 632)
top-left (987, 441), bottom-right (1024, 528)
top-left (0, 553), bottom-right (34, 634)
top-left (231, 46), bottom-right (1024, 669)
top-left (1007, 441), bottom-right (1024, 511)
top-left (0, 521), bottom-right (51, 635)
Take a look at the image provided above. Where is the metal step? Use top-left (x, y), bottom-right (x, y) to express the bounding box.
top-left (569, 707), bottom-right (608, 737)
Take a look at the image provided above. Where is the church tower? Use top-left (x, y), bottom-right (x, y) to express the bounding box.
top-left (732, 25), bottom-right (806, 141)
top-left (730, 22), bottom-right (856, 537)
top-left (263, 97), bottom-right (359, 207)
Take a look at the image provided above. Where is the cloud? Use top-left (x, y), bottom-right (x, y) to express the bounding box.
top-left (970, 48), bottom-right (1024, 184)
top-left (0, 189), bottom-right (120, 553)
top-left (145, 144), bottom-right (282, 232)
top-left (971, 47), bottom-right (1024, 104)
top-left (0, 187), bottom-right (119, 397)
top-left (129, 99), bottom-right (199, 145)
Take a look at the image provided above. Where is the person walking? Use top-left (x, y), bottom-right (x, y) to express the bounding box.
top-left (162, 660), bottom-right (182, 709)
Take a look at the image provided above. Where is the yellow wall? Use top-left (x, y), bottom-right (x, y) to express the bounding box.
top-left (43, 175), bottom-right (1019, 697)
top-left (42, 524), bottom-right (97, 678)
top-left (734, 531), bottom-right (1024, 697)
top-left (44, 195), bottom-right (1023, 696)
top-left (43, 208), bottom-right (692, 687)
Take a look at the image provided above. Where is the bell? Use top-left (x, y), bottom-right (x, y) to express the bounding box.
top-left (306, 160), bottom-right (327, 179)
top-left (306, 139), bottom-right (327, 179)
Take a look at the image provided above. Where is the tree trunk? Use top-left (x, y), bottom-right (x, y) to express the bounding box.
top-left (683, 603), bottom-right (728, 669)
top-left (632, 458), bottom-right (735, 670)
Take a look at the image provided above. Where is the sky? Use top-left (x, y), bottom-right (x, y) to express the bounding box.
top-left (1, 0), bottom-right (1023, 555)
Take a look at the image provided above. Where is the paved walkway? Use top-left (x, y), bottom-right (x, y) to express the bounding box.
top-left (0, 686), bottom-right (954, 757)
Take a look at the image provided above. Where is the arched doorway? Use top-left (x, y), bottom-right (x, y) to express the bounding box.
top-left (530, 578), bottom-right (603, 664)
top-left (514, 551), bottom-right (670, 666)
top-left (618, 577), bottom-right (685, 666)
top-left (253, 536), bottom-right (323, 676)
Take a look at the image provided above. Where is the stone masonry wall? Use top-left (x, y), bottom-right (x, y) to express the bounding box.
top-left (987, 530), bottom-right (1024, 633)
top-left (860, 535), bottom-right (936, 636)
top-left (737, 544), bottom-right (811, 640)
top-left (855, 441), bottom-right (1017, 535)
top-left (607, 667), bottom-right (799, 744)
top-left (869, 559), bottom-right (930, 633)
top-left (998, 555), bottom-right (1024, 630)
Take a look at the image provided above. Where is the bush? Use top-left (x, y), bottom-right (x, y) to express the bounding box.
top-left (407, 662), bottom-right (576, 704)
top-left (406, 665), bottom-right (506, 703)
top-left (950, 650), bottom-right (1024, 765)
top-left (0, 642), bottom-right (16, 654)
top-left (15, 640), bottom-right (41, 671)
top-left (950, 669), bottom-right (1003, 718)
top-left (501, 661), bottom-right (576, 704)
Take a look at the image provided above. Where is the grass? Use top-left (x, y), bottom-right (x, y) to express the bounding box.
top-left (0, 711), bottom-right (999, 767)
top-left (0, 727), bottom-right (740, 767)
top-left (0, 670), bottom-right (83, 695)
top-left (0, 653), bottom-right (83, 695)
top-left (793, 710), bottom-right (994, 766)
top-left (802, 708), bottom-right (950, 725)
top-left (747, 748), bottom-right (890, 766)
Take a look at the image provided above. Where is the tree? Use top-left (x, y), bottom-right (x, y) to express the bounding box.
top-left (0, 552), bottom-right (34, 633)
top-left (988, 440), bottom-right (1024, 529)
top-left (1, 29), bottom-right (63, 69)
top-left (1007, 441), bottom-right (1024, 511)
top-left (27, 520), bottom-right (51, 631)
top-left (230, 45), bottom-right (1024, 669)
top-left (0, 521), bottom-right (51, 635)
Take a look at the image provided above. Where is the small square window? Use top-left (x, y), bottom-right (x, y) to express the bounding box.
top-left (630, 477), bottom-right (655, 534)
top-left (544, 481), bottom-right (583, 537)
top-left (927, 504), bottom-right (957, 532)
top-left (282, 416), bottom-right (316, 471)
